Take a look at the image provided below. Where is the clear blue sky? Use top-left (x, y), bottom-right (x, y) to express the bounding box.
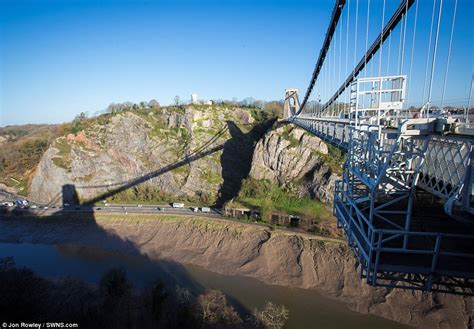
top-left (0, 0), bottom-right (472, 126)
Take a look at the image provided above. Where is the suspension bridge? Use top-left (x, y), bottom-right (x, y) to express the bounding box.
top-left (284, 0), bottom-right (473, 295)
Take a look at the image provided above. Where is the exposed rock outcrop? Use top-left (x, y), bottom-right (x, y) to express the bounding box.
top-left (29, 106), bottom-right (268, 205)
top-left (249, 122), bottom-right (341, 203)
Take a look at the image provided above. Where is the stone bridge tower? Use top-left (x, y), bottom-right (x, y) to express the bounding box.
top-left (283, 88), bottom-right (300, 119)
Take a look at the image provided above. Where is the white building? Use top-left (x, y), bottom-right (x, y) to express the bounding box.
top-left (191, 93), bottom-right (213, 106)
top-left (191, 93), bottom-right (198, 105)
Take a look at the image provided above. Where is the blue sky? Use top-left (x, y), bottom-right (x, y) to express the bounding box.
top-left (0, 0), bottom-right (472, 126)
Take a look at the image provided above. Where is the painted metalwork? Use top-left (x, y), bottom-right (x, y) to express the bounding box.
top-left (286, 0), bottom-right (473, 294)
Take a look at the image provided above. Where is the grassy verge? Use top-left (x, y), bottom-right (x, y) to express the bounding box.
top-left (235, 178), bottom-right (332, 222)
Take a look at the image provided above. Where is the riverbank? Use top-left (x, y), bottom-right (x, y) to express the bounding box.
top-left (0, 213), bottom-right (471, 328)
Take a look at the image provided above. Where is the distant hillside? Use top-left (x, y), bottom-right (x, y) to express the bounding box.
top-left (0, 124), bottom-right (66, 195)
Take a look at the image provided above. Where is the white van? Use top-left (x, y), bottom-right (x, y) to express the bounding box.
top-left (172, 202), bottom-right (185, 208)
top-left (201, 207), bottom-right (211, 213)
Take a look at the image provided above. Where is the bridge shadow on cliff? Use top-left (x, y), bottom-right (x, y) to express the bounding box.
top-left (216, 119), bottom-right (275, 206)
top-left (69, 118), bottom-right (274, 207)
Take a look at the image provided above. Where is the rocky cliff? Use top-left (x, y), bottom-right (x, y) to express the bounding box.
top-left (249, 122), bottom-right (342, 203)
top-left (0, 215), bottom-right (470, 329)
top-left (29, 106), bottom-right (270, 205)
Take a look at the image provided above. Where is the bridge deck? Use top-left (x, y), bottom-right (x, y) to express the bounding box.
top-left (289, 116), bottom-right (473, 210)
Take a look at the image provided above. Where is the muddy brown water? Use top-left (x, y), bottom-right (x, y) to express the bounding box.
top-left (0, 242), bottom-right (409, 329)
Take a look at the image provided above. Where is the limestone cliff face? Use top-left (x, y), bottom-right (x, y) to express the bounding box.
top-left (30, 106), bottom-right (261, 204)
top-left (249, 122), bottom-right (341, 203)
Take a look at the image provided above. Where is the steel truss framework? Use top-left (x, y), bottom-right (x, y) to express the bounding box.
top-left (288, 78), bottom-right (473, 294)
top-left (333, 121), bottom-right (474, 294)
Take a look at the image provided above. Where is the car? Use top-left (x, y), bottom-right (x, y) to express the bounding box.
top-left (64, 203), bottom-right (70, 207)
top-left (51, 205), bottom-right (56, 209)
top-left (16, 199), bottom-right (28, 207)
top-left (201, 207), bottom-right (211, 213)
top-left (96, 207), bottom-right (102, 210)
top-left (43, 206), bottom-right (49, 210)
top-left (137, 204), bottom-right (143, 208)
top-left (191, 207), bottom-right (198, 213)
top-left (30, 205), bottom-right (37, 209)
top-left (172, 202), bottom-right (185, 208)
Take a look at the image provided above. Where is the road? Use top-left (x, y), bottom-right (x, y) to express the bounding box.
top-left (4, 202), bottom-right (222, 218)
top-left (0, 189), bottom-right (345, 243)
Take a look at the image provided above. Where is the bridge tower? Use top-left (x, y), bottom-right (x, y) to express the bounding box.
top-left (283, 89), bottom-right (300, 119)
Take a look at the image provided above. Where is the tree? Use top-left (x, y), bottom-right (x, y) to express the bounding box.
top-left (260, 197), bottom-right (273, 222)
top-left (151, 281), bottom-right (168, 322)
top-left (73, 112), bottom-right (87, 123)
top-left (197, 290), bottom-right (243, 328)
top-left (255, 100), bottom-right (266, 109)
top-left (71, 112), bottom-right (88, 134)
top-left (253, 302), bottom-right (289, 329)
top-left (265, 101), bottom-right (284, 118)
top-left (149, 99), bottom-right (160, 109)
top-left (99, 268), bottom-right (130, 299)
top-left (241, 97), bottom-right (256, 108)
top-left (174, 95), bottom-right (181, 106)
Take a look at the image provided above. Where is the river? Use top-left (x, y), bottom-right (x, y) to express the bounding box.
top-left (0, 242), bottom-right (408, 329)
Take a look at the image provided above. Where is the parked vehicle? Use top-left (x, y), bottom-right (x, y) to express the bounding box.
top-left (172, 202), bottom-right (185, 208)
top-left (201, 207), bottom-right (211, 213)
top-left (15, 199), bottom-right (28, 207)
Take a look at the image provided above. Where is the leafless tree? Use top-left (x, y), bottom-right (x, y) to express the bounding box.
top-left (253, 301), bottom-right (289, 329)
top-left (197, 289), bottom-right (243, 328)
